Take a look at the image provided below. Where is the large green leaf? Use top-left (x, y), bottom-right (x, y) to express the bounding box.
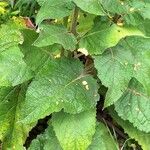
top-left (115, 78), bottom-right (150, 133)
top-left (0, 85), bottom-right (35, 149)
top-left (20, 58), bottom-right (99, 124)
top-left (87, 122), bottom-right (119, 150)
top-left (110, 109), bottom-right (150, 150)
top-left (73, 0), bottom-right (105, 15)
top-left (94, 49), bottom-right (132, 107)
top-left (36, 0), bottom-right (74, 24)
top-left (79, 23), bottom-right (144, 55)
top-left (28, 124), bottom-right (62, 150)
top-left (94, 37), bottom-right (150, 107)
top-left (34, 24), bottom-right (77, 50)
top-left (52, 110), bottom-right (96, 150)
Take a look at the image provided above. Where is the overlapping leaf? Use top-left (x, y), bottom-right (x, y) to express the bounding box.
top-left (20, 29), bottom-right (51, 72)
top-left (100, 0), bottom-right (128, 14)
top-left (94, 37), bottom-right (150, 107)
top-left (0, 23), bottom-right (23, 51)
top-left (0, 22), bottom-right (33, 87)
top-left (87, 122), bottom-right (119, 150)
top-left (99, 0), bottom-right (150, 25)
top-left (20, 58), bottom-right (99, 124)
top-left (77, 13), bottom-right (95, 34)
top-left (115, 78), bottom-right (150, 133)
top-left (0, 85), bottom-right (35, 149)
top-left (34, 24), bottom-right (77, 50)
top-left (28, 124), bottom-right (62, 150)
top-left (52, 110), bottom-right (96, 150)
top-left (73, 0), bottom-right (105, 15)
top-left (110, 109), bottom-right (150, 150)
top-left (79, 23), bottom-right (144, 55)
top-left (36, 0), bottom-right (74, 24)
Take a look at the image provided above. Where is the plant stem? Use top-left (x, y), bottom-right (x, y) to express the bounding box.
top-left (61, 47), bottom-right (65, 57)
top-left (61, 17), bottom-right (69, 56)
top-left (70, 6), bottom-right (79, 36)
top-left (63, 16), bottom-right (69, 28)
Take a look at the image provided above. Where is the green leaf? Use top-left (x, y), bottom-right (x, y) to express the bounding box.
top-left (100, 0), bottom-right (128, 14)
top-left (94, 37), bottom-right (150, 107)
top-left (94, 50), bottom-right (132, 107)
top-left (0, 85), bottom-right (35, 149)
top-left (20, 29), bottom-right (51, 72)
top-left (87, 122), bottom-right (119, 150)
top-left (0, 22), bottom-right (23, 51)
top-left (77, 13), bottom-right (95, 35)
top-left (115, 78), bottom-right (150, 133)
top-left (79, 24), bottom-right (144, 55)
top-left (0, 46), bottom-right (33, 87)
top-left (28, 124), bottom-right (62, 150)
top-left (99, 0), bottom-right (150, 25)
top-left (34, 24), bottom-right (77, 50)
top-left (36, 0), bottom-right (74, 24)
top-left (0, 22), bottom-right (33, 86)
top-left (52, 109), bottom-right (96, 150)
top-left (73, 0), bottom-right (105, 15)
top-left (110, 109), bottom-right (150, 150)
top-left (130, 1), bottom-right (150, 20)
top-left (20, 58), bottom-right (99, 124)
top-left (137, 20), bottom-right (150, 37)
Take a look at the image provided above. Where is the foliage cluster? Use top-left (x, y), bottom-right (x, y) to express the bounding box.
top-left (0, 0), bottom-right (150, 149)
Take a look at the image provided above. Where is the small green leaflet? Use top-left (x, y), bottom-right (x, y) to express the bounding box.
top-left (20, 58), bottom-right (99, 124)
top-left (34, 24), bottom-right (77, 50)
top-left (36, 0), bottom-right (74, 24)
top-left (52, 110), bottom-right (96, 150)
